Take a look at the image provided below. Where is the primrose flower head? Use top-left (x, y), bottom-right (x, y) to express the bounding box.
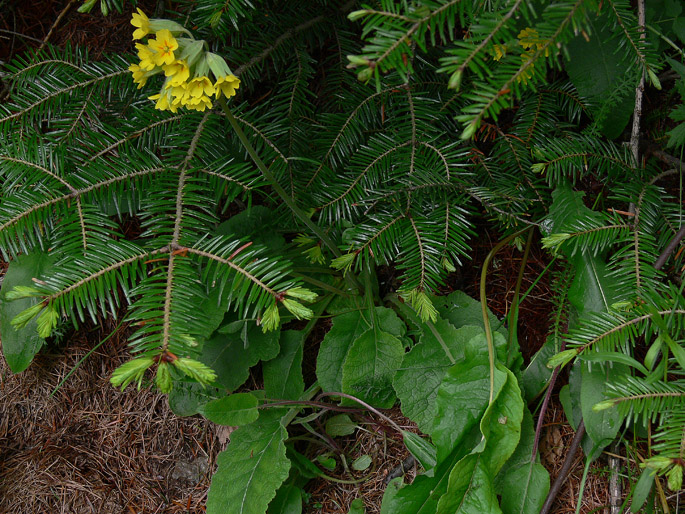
top-left (135, 43), bottom-right (156, 71)
top-left (149, 90), bottom-right (179, 113)
top-left (128, 63), bottom-right (160, 88)
top-left (163, 59), bottom-right (190, 87)
top-left (131, 8), bottom-right (150, 40)
top-left (149, 29), bottom-right (178, 67)
top-left (187, 76), bottom-right (215, 98)
top-left (214, 75), bottom-right (240, 99)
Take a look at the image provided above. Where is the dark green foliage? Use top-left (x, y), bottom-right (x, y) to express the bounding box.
top-left (1, 0), bottom-right (684, 512)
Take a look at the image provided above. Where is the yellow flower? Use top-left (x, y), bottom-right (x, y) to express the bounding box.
top-left (185, 94), bottom-right (213, 111)
top-left (187, 76), bottom-right (215, 98)
top-left (214, 75), bottom-right (240, 99)
top-left (131, 8), bottom-right (150, 40)
top-left (163, 60), bottom-right (190, 87)
top-left (136, 43), bottom-right (156, 71)
top-left (129, 63), bottom-right (151, 88)
top-left (149, 91), bottom-right (179, 113)
top-left (149, 29), bottom-right (178, 67)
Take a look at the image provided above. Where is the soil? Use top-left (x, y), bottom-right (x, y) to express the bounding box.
top-left (0, 2), bottom-right (681, 513)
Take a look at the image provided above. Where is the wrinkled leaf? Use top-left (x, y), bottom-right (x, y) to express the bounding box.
top-left (325, 414), bottom-right (357, 437)
top-left (207, 410), bottom-right (290, 514)
top-left (167, 381), bottom-right (222, 417)
top-left (263, 331), bottom-right (304, 401)
top-left (316, 309), bottom-right (371, 393)
top-left (199, 392), bottom-right (260, 426)
top-left (201, 318), bottom-right (281, 391)
top-left (0, 251), bottom-right (57, 372)
top-left (393, 323), bottom-right (481, 432)
top-left (431, 336), bottom-right (506, 463)
top-left (267, 484), bottom-right (302, 514)
top-left (341, 327), bottom-right (404, 408)
top-left (403, 431), bottom-right (437, 472)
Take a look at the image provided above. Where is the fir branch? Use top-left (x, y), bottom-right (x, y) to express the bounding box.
top-left (307, 86), bottom-right (404, 187)
top-left (89, 114), bottom-right (187, 162)
top-left (0, 69), bottom-right (128, 125)
top-left (185, 247), bottom-right (277, 297)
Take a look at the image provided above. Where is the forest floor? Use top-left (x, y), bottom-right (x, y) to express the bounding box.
top-left (0, 1), bottom-right (674, 513)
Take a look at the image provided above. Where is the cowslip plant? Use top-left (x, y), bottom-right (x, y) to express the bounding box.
top-left (0, 1), bottom-right (684, 513)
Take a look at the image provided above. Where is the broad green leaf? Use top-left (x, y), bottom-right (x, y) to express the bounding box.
top-left (199, 392), bottom-right (260, 426)
top-left (436, 367), bottom-right (522, 513)
top-left (499, 463), bottom-right (550, 514)
top-left (325, 414), bottom-right (357, 437)
top-left (379, 439), bottom-right (479, 514)
top-left (317, 306), bottom-right (406, 394)
top-left (393, 323), bottom-right (481, 432)
top-left (495, 407), bottom-right (550, 514)
top-left (167, 381), bottom-right (222, 417)
top-left (435, 291), bottom-right (507, 338)
top-left (207, 410), bottom-right (290, 514)
top-left (568, 255), bottom-right (618, 317)
top-left (352, 455), bottom-right (372, 471)
top-left (263, 331), bottom-right (304, 400)
top-left (581, 361), bottom-right (628, 448)
top-left (201, 318), bottom-right (281, 391)
top-left (316, 309), bottom-right (370, 392)
top-left (478, 366), bottom-right (524, 476)
top-left (431, 344), bottom-right (507, 463)
top-left (520, 337), bottom-right (557, 402)
top-left (348, 498), bottom-right (366, 514)
top-left (631, 468), bottom-right (655, 513)
top-left (402, 431), bottom-right (437, 471)
top-left (216, 206), bottom-right (286, 250)
top-left (267, 484), bottom-right (302, 514)
top-left (0, 251), bottom-right (57, 372)
top-left (380, 478), bottom-right (404, 514)
top-left (494, 407), bottom-right (536, 491)
top-left (565, 11), bottom-right (635, 138)
top-left (340, 327), bottom-right (404, 408)
top-left (436, 454), bottom-right (502, 514)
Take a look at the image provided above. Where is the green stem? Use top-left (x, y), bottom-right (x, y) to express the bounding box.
top-left (480, 227), bottom-right (530, 405)
top-left (518, 254), bottom-right (557, 305)
top-left (218, 98), bottom-right (341, 258)
top-left (281, 381), bottom-right (321, 427)
top-left (507, 227), bottom-right (534, 366)
top-left (219, 98), bottom-right (363, 294)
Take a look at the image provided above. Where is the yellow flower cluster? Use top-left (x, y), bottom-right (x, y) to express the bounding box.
top-left (128, 9), bottom-right (240, 112)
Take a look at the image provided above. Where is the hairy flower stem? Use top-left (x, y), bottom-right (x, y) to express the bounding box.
top-left (508, 227), bottom-right (534, 367)
top-left (219, 100), bottom-right (339, 254)
top-left (218, 98), bottom-right (362, 295)
top-left (480, 227), bottom-right (531, 404)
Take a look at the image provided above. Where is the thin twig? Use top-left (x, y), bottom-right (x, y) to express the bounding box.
top-left (39, 0), bottom-right (77, 52)
top-left (629, 0), bottom-right (646, 168)
top-left (384, 455), bottom-right (416, 484)
top-left (540, 421), bottom-right (586, 514)
top-left (654, 225), bottom-right (685, 271)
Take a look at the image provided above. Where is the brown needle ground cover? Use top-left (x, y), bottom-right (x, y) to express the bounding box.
top-left (0, 1), bottom-right (679, 513)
